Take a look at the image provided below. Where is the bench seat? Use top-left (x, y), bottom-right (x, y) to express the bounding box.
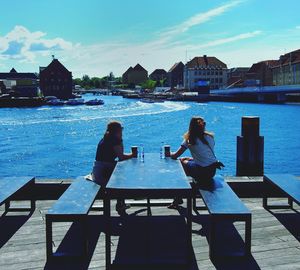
top-left (196, 175), bottom-right (252, 258)
top-left (0, 176), bottom-right (35, 213)
top-left (263, 174), bottom-right (300, 208)
top-left (46, 177), bottom-right (100, 259)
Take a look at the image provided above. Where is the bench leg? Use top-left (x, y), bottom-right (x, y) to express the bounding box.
top-left (288, 197), bottom-right (293, 208)
top-left (31, 200), bottom-right (36, 212)
top-left (104, 197), bottom-right (111, 269)
top-left (186, 197), bottom-right (192, 262)
top-left (209, 216), bottom-right (216, 259)
top-left (5, 201), bottom-right (10, 212)
top-left (147, 198), bottom-right (151, 216)
top-left (263, 196), bottom-right (268, 209)
top-left (46, 216), bottom-right (53, 260)
top-left (82, 217), bottom-right (89, 258)
top-left (192, 197), bottom-right (197, 211)
top-left (245, 216), bottom-right (252, 256)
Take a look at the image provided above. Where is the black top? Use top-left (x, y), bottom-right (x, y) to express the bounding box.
top-left (95, 135), bottom-right (122, 162)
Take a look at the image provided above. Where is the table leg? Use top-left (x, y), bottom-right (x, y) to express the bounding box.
top-left (187, 197), bottom-right (192, 262)
top-left (104, 197), bottom-right (111, 269)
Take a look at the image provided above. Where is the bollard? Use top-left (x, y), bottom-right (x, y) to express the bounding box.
top-left (236, 116), bottom-right (264, 176)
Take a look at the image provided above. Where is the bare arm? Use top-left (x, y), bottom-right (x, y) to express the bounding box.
top-left (113, 144), bottom-right (133, 161)
top-left (170, 145), bottom-right (187, 160)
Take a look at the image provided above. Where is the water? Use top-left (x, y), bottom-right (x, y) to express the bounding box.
top-left (1, 94), bottom-right (300, 178)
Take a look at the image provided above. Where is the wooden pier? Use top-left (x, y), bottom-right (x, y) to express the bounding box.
top-left (0, 177), bottom-right (299, 270)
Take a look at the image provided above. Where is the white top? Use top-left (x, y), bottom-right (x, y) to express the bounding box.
top-left (181, 135), bottom-right (217, 167)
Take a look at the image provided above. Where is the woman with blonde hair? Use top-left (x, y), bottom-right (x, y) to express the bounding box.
top-left (168, 116), bottom-right (219, 209)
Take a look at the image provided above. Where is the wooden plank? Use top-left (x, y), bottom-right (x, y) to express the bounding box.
top-left (0, 197), bottom-right (300, 269)
top-left (46, 177), bottom-right (100, 216)
top-left (264, 174), bottom-right (300, 204)
top-left (198, 175), bottom-right (250, 215)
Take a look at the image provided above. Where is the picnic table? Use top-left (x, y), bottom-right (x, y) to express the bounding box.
top-left (104, 153), bottom-right (193, 269)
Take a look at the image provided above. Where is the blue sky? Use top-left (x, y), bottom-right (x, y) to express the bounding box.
top-left (0, 0), bottom-right (300, 77)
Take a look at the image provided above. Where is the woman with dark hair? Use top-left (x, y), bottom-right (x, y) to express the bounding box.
top-left (168, 116), bottom-right (218, 209)
top-left (92, 121), bottom-right (134, 214)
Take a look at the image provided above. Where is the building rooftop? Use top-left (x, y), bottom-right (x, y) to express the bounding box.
top-left (247, 60), bottom-right (279, 74)
top-left (272, 49), bottom-right (300, 68)
top-left (150, 69), bottom-right (167, 76)
top-left (40, 59), bottom-right (71, 75)
top-left (168, 62), bottom-right (184, 72)
top-left (0, 68), bottom-right (38, 80)
top-left (186, 56), bottom-right (227, 69)
top-left (133, 63), bottom-right (147, 72)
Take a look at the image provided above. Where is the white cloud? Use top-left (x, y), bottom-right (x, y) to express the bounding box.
top-left (159, 0), bottom-right (243, 39)
top-left (188, 30), bottom-right (262, 50)
top-left (0, 25), bottom-right (73, 62)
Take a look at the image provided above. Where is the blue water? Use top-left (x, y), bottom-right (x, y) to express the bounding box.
top-left (1, 94), bottom-right (300, 178)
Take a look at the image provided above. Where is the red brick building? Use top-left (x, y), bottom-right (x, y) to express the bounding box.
top-left (122, 64), bottom-right (148, 86)
top-left (244, 60), bottom-right (278, 86)
top-left (167, 62), bottom-right (184, 88)
top-left (149, 69), bottom-right (167, 82)
top-left (39, 59), bottom-right (73, 99)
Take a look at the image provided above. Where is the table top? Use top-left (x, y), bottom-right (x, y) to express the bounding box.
top-left (106, 153), bottom-right (191, 197)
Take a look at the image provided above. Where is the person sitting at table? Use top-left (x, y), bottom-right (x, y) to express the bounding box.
top-left (168, 116), bottom-right (217, 209)
top-left (92, 120), bottom-right (134, 214)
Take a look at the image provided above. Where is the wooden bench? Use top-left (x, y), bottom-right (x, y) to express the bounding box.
top-left (196, 175), bottom-right (251, 259)
top-left (0, 176), bottom-right (35, 213)
top-left (263, 174), bottom-right (300, 209)
top-left (45, 177), bottom-right (101, 259)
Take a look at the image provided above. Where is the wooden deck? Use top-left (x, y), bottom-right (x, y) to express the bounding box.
top-left (0, 177), bottom-right (299, 270)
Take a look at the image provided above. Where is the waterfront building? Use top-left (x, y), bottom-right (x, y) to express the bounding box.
top-left (167, 62), bottom-right (184, 88)
top-left (122, 64), bottom-right (148, 86)
top-left (272, 49), bottom-right (300, 86)
top-left (227, 67), bottom-right (250, 88)
top-left (184, 55), bottom-right (227, 91)
top-left (149, 69), bottom-right (167, 83)
top-left (39, 58), bottom-right (73, 99)
top-left (0, 68), bottom-right (39, 97)
top-left (244, 60), bottom-right (278, 86)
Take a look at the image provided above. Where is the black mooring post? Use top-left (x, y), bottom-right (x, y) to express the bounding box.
top-left (236, 116), bottom-right (264, 176)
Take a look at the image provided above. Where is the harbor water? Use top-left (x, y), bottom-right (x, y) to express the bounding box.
top-left (0, 94), bottom-right (300, 178)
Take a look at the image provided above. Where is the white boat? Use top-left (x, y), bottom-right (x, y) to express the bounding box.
top-left (85, 99), bottom-right (104, 106)
top-left (46, 98), bottom-right (66, 106)
top-left (66, 98), bottom-right (85, 105)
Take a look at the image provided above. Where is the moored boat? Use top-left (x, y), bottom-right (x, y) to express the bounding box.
top-left (65, 98), bottom-right (85, 105)
top-left (46, 98), bottom-right (66, 106)
top-left (85, 99), bottom-right (104, 106)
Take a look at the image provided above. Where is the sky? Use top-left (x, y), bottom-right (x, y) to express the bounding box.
top-left (0, 0), bottom-right (300, 78)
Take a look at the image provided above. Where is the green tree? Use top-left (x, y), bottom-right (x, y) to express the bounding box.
top-left (141, 79), bottom-right (157, 89)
